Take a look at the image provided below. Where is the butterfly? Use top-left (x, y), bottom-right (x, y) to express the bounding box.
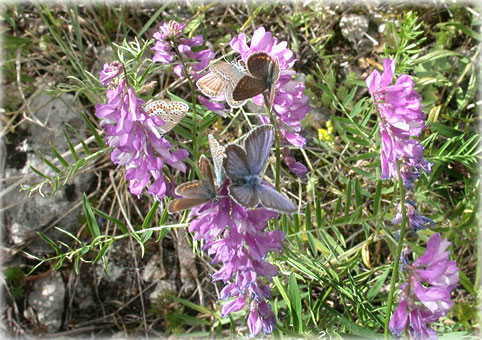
top-left (196, 61), bottom-right (247, 108)
top-left (143, 100), bottom-right (189, 134)
top-left (232, 52), bottom-right (280, 108)
top-left (168, 155), bottom-right (218, 213)
top-left (223, 125), bottom-right (297, 214)
top-left (208, 134), bottom-right (226, 188)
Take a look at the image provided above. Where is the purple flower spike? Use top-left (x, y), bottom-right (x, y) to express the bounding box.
top-left (366, 58), bottom-right (432, 188)
top-left (99, 61), bottom-right (123, 86)
top-left (392, 199), bottom-right (435, 232)
top-left (230, 27), bottom-right (311, 148)
top-left (95, 79), bottom-right (189, 199)
top-left (187, 186), bottom-right (282, 337)
top-left (152, 20), bottom-right (215, 78)
top-left (283, 147), bottom-right (308, 178)
top-left (389, 233), bottom-right (459, 340)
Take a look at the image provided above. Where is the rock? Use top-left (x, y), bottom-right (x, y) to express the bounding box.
top-left (149, 280), bottom-right (177, 304)
top-left (142, 254), bottom-right (165, 282)
top-left (339, 14), bottom-right (370, 48)
top-left (26, 272), bottom-right (65, 333)
top-left (175, 228), bottom-right (197, 295)
top-left (73, 278), bottom-right (95, 310)
top-left (4, 93), bottom-right (93, 253)
top-left (95, 260), bottom-right (125, 283)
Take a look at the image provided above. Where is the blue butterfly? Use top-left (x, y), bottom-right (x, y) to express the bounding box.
top-left (223, 125), bottom-right (297, 214)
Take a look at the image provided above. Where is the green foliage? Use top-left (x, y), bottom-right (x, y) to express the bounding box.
top-left (4, 267), bottom-right (25, 299)
top-left (6, 3), bottom-right (478, 339)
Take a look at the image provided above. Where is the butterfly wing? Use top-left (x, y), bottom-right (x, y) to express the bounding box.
top-left (196, 72), bottom-right (225, 98)
top-left (158, 101), bottom-right (188, 134)
top-left (175, 181), bottom-right (209, 198)
top-left (168, 197), bottom-right (212, 213)
top-left (267, 57), bottom-right (280, 108)
top-left (210, 61), bottom-right (242, 83)
top-left (257, 184), bottom-right (297, 214)
top-left (225, 83), bottom-right (247, 108)
top-left (246, 52), bottom-right (272, 79)
top-left (199, 155), bottom-right (217, 197)
top-left (208, 134), bottom-right (226, 187)
top-left (223, 144), bottom-right (251, 179)
top-left (232, 76), bottom-right (267, 101)
top-left (228, 184), bottom-right (260, 209)
top-left (244, 125), bottom-right (274, 175)
top-left (144, 100), bottom-right (167, 116)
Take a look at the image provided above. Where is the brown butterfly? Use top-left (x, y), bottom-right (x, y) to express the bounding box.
top-left (232, 52), bottom-right (280, 108)
top-left (196, 61), bottom-right (247, 108)
top-left (168, 155), bottom-right (218, 213)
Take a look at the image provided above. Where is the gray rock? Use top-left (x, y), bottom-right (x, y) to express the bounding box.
top-left (4, 93), bottom-right (94, 252)
top-left (149, 280), bottom-right (177, 304)
top-left (26, 272), bottom-right (65, 332)
top-left (95, 260), bottom-right (125, 283)
top-left (339, 14), bottom-right (370, 47)
top-left (142, 254), bottom-right (165, 282)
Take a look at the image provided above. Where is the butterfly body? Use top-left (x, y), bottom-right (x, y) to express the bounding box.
top-left (232, 52), bottom-right (280, 108)
top-left (168, 155), bottom-right (218, 213)
top-left (233, 174), bottom-right (261, 188)
top-left (223, 125), bottom-right (296, 214)
top-left (208, 134), bottom-right (226, 187)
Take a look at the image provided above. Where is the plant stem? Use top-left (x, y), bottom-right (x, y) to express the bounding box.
top-left (264, 93), bottom-right (280, 191)
top-left (173, 43), bottom-right (198, 175)
top-left (384, 160), bottom-right (408, 339)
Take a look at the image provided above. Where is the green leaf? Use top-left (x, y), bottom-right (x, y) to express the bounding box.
top-left (38, 152), bottom-right (61, 174)
top-left (37, 232), bottom-right (61, 255)
top-left (171, 295), bottom-right (215, 316)
top-left (373, 180), bottom-right (382, 216)
top-left (80, 112), bottom-right (104, 148)
top-left (429, 123), bottom-right (462, 138)
top-left (288, 273), bottom-right (302, 333)
top-left (138, 4), bottom-right (170, 37)
top-left (63, 129), bottom-right (79, 161)
top-left (93, 240), bottom-right (114, 264)
top-left (344, 180), bottom-right (351, 217)
top-left (367, 267), bottom-right (390, 300)
top-left (49, 142), bottom-right (68, 167)
top-left (414, 49), bottom-right (463, 65)
top-left (82, 193), bottom-right (101, 238)
top-left (142, 201), bottom-right (160, 230)
top-left (66, 123), bottom-right (91, 155)
top-left (93, 208), bottom-right (128, 234)
top-left (184, 14), bottom-right (204, 37)
top-left (438, 22), bottom-right (482, 42)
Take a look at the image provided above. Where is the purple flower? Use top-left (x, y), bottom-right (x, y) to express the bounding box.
top-left (366, 58), bottom-right (432, 188)
top-left (95, 79), bottom-right (189, 199)
top-left (230, 27), bottom-right (311, 148)
top-left (197, 95), bottom-right (227, 118)
top-left (283, 147), bottom-right (308, 178)
top-left (152, 20), bottom-right (214, 77)
top-left (392, 199), bottom-right (435, 231)
top-left (389, 233), bottom-right (459, 340)
top-left (99, 61), bottom-right (123, 86)
top-left (188, 186), bottom-right (282, 337)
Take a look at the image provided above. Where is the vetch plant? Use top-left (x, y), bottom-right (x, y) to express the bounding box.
top-left (17, 7), bottom-right (473, 339)
top-left (230, 26), bottom-right (311, 149)
top-left (389, 233), bottom-right (459, 339)
top-left (95, 62), bottom-right (189, 199)
top-left (366, 58), bottom-right (432, 188)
